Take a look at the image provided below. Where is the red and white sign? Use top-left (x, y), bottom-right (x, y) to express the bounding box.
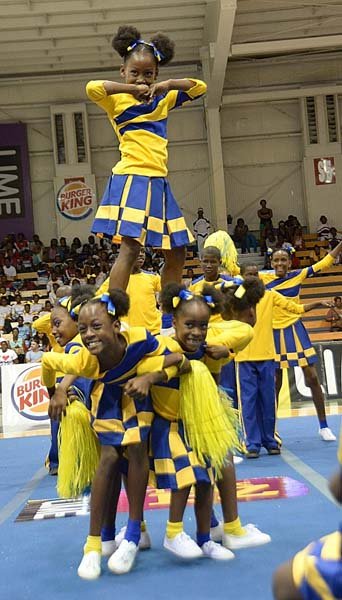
top-left (314, 157), bottom-right (336, 185)
top-left (2, 363), bottom-right (50, 437)
top-left (56, 177), bottom-right (95, 220)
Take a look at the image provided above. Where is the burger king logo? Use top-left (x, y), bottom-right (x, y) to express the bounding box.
top-left (11, 365), bottom-right (50, 421)
top-left (57, 178), bottom-right (95, 221)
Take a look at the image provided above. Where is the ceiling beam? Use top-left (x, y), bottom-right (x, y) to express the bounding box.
top-left (202, 0), bottom-right (237, 108)
top-left (231, 33), bottom-right (342, 57)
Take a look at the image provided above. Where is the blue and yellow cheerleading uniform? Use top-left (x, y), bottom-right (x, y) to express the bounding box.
top-left (97, 270), bottom-right (161, 334)
top-left (260, 253), bottom-right (334, 368)
top-left (149, 324), bottom-right (251, 491)
top-left (42, 327), bottom-right (166, 447)
top-left (291, 430), bottom-right (342, 599)
top-left (86, 79), bottom-right (207, 248)
top-left (233, 291), bottom-right (304, 453)
top-left (34, 311), bottom-right (93, 471)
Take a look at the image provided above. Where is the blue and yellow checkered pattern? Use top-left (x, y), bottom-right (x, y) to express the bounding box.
top-left (92, 384), bottom-right (154, 447)
top-left (273, 320), bottom-right (317, 369)
top-left (92, 174), bottom-right (194, 250)
top-left (149, 415), bottom-right (214, 490)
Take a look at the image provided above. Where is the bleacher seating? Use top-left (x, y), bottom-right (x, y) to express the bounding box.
top-left (300, 267), bottom-right (342, 342)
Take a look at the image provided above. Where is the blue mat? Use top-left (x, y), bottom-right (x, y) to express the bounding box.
top-left (0, 414), bottom-right (341, 600)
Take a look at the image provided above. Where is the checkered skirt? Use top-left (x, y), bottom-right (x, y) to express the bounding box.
top-left (273, 320), bottom-right (317, 369)
top-left (92, 174), bottom-right (194, 249)
top-left (149, 415), bottom-right (214, 490)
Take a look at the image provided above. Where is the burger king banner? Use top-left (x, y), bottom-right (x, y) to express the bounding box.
top-left (54, 174), bottom-right (97, 241)
top-left (2, 364), bottom-right (50, 437)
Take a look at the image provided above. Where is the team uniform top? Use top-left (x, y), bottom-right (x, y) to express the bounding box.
top-left (207, 320), bottom-right (254, 360)
top-left (259, 254), bottom-right (334, 329)
top-left (86, 79), bottom-right (207, 177)
top-left (97, 271), bottom-right (161, 334)
top-left (235, 291), bottom-right (305, 362)
top-left (42, 327), bottom-right (168, 446)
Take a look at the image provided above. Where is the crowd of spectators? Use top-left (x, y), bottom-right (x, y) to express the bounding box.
top-left (0, 232), bottom-right (163, 365)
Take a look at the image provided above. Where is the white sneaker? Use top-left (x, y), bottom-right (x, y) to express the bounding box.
top-left (115, 525), bottom-right (152, 550)
top-left (223, 524), bottom-right (271, 550)
top-left (233, 455), bottom-right (243, 465)
top-left (101, 539), bottom-right (117, 557)
top-left (77, 551), bottom-right (101, 580)
top-left (163, 532), bottom-right (203, 559)
top-left (210, 522), bottom-right (223, 542)
top-left (319, 427), bottom-right (336, 441)
top-left (201, 540), bottom-right (235, 561)
top-left (107, 539), bottom-right (138, 575)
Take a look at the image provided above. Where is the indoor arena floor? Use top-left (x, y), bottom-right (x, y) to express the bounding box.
top-left (0, 410), bottom-right (341, 600)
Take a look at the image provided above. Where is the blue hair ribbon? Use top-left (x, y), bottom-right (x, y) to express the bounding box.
top-left (202, 294), bottom-right (216, 308)
top-left (172, 289), bottom-right (193, 308)
top-left (126, 39), bottom-right (164, 62)
top-left (99, 293), bottom-right (116, 317)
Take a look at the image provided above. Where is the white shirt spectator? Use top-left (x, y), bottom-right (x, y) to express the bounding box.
top-left (316, 216), bottom-right (331, 240)
top-left (0, 347), bottom-right (18, 365)
top-left (193, 208), bottom-right (211, 255)
top-left (3, 264), bottom-right (16, 279)
top-left (31, 300), bottom-right (43, 315)
top-left (11, 302), bottom-right (25, 319)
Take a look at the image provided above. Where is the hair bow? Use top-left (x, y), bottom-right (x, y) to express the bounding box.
top-left (172, 289), bottom-right (193, 308)
top-left (58, 296), bottom-right (72, 313)
top-left (217, 278), bottom-right (246, 298)
top-left (127, 39), bottom-right (164, 62)
top-left (99, 293), bottom-right (116, 316)
top-left (282, 243), bottom-right (296, 255)
top-left (202, 294), bottom-right (216, 308)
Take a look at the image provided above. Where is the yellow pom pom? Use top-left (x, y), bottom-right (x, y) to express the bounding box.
top-left (179, 361), bottom-right (241, 475)
top-left (204, 231), bottom-right (240, 276)
top-left (57, 400), bottom-right (100, 498)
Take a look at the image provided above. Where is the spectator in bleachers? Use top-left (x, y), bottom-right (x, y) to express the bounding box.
top-left (329, 228), bottom-right (342, 261)
top-left (29, 234), bottom-right (43, 251)
top-left (193, 207), bottom-right (212, 255)
top-left (31, 293), bottom-right (43, 315)
top-left (3, 257), bottom-right (16, 281)
top-left (88, 234), bottom-right (98, 251)
top-left (0, 296), bottom-right (10, 323)
top-left (257, 199), bottom-right (273, 254)
top-left (48, 238), bottom-right (59, 261)
top-left (25, 339), bottom-right (44, 363)
top-left (227, 214), bottom-right (234, 236)
top-left (15, 232), bottom-right (29, 253)
top-left (31, 242), bottom-right (43, 268)
top-left (265, 227), bottom-right (277, 252)
top-left (34, 331), bottom-right (50, 352)
top-left (46, 272), bottom-right (63, 294)
top-left (2, 318), bottom-right (13, 335)
top-left (17, 315), bottom-right (31, 340)
top-left (22, 303), bottom-right (33, 324)
top-left (37, 265), bottom-right (49, 287)
top-left (39, 300), bottom-right (52, 317)
top-left (9, 328), bottom-right (25, 363)
top-left (0, 340), bottom-right (19, 367)
top-left (325, 296), bottom-right (342, 332)
top-left (277, 220), bottom-right (290, 241)
top-left (65, 259), bottom-right (77, 281)
top-left (48, 282), bottom-right (60, 305)
top-left (309, 244), bottom-right (327, 265)
top-left (11, 293), bottom-right (25, 319)
top-left (58, 237), bottom-right (70, 261)
top-left (72, 237), bottom-right (82, 254)
top-left (292, 227), bottom-right (305, 250)
top-left (316, 215), bottom-right (331, 240)
top-left (234, 218), bottom-right (258, 254)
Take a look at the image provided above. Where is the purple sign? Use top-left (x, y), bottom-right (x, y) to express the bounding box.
top-left (0, 123), bottom-right (34, 239)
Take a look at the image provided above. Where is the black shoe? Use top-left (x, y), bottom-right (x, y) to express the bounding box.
top-left (49, 467), bottom-right (58, 476)
top-left (245, 451), bottom-right (260, 459)
top-left (267, 448), bottom-right (281, 456)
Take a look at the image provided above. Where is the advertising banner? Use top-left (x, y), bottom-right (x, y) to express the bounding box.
top-left (0, 123), bottom-right (34, 239)
top-left (1, 363), bottom-right (50, 437)
top-left (53, 174), bottom-right (97, 241)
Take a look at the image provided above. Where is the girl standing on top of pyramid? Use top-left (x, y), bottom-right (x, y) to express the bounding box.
top-left (86, 25), bottom-right (207, 296)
